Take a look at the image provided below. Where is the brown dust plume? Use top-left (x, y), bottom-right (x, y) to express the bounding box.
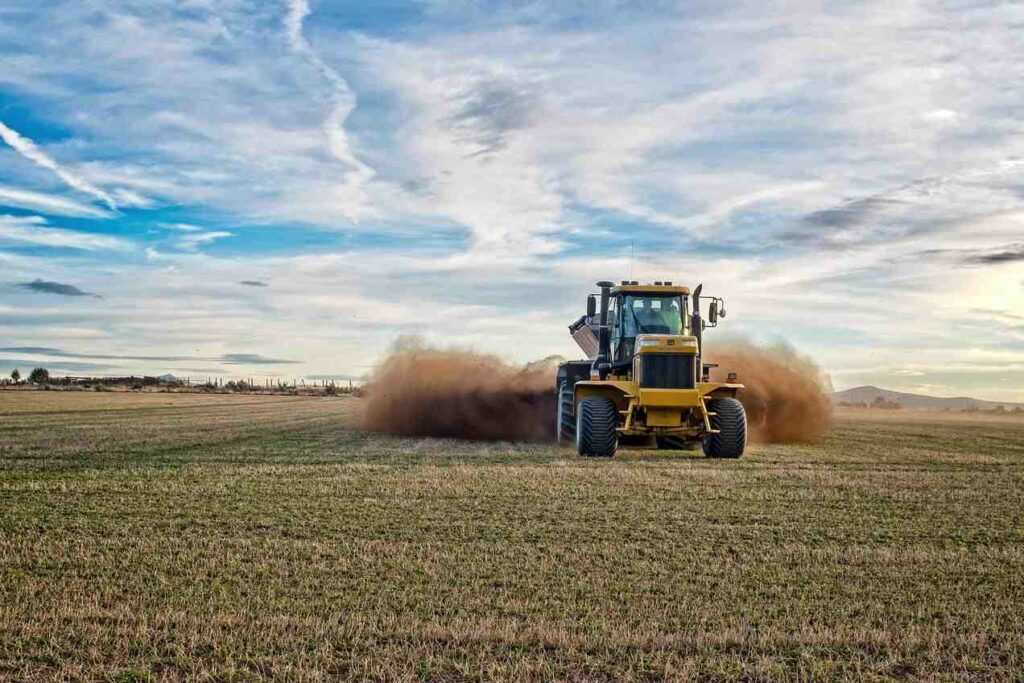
top-left (706, 340), bottom-right (833, 442)
top-left (359, 339), bottom-right (558, 441)
top-left (360, 338), bottom-right (831, 444)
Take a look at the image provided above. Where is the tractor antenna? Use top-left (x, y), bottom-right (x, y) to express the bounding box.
top-left (630, 238), bottom-right (636, 281)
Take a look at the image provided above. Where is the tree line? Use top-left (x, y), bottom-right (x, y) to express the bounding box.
top-left (5, 368), bottom-right (49, 385)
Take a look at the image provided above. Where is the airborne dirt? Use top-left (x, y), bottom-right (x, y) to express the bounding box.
top-left (359, 342), bottom-right (557, 441)
top-left (360, 339), bottom-right (831, 443)
top-left (706, 341), bottom-right (833, 442)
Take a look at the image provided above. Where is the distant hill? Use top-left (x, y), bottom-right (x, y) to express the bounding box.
top-left (832, 385), bottom-right (1024, 411)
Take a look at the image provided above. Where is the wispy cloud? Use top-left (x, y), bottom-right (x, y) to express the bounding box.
top-left (284, 0), bottom-right (312, 52)
top-left (0, 347), bottom-right (300, 366)
top-left (0, 215), bottom-right (131, 251)
top-left (239, 280), bottom-right (268, 287)
top-left (14, 279), bottom-right (102, 298)
top-left (790, 197), bottom-right (907, 247)
top-left (0, 185), bottom-right (114, 218)
top-left (0, 347), bottom-right (195, 362)
top-left (445, 79), bottom-right (536, 157)
top-left (0, 120), bottom-right (117, 209)
top-left (0, 358), bottom-right (116, 373)
top-left (178, 230), bottom-right (231, 251)
top-left (965, 244), bottom-right (1024, 265)
top-left (305, 373), bottom-right (361, 381)
top-left (284, 0), bottom-right (376, 219)
top-left (220, 353), bottom-right (300, 365)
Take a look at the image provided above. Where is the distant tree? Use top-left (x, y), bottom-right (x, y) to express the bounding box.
top-left (28, 367), bottom-right (50, 384)
top-left (10, 368), bottom-right (20, 384)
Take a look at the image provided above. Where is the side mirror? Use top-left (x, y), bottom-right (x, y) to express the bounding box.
top-left (708, 300), bottom-right (719, 324)
top-left (587, 294), bottom-right (597, 318)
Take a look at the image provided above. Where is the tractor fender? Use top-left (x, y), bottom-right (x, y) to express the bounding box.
top-left (705, 384), bottom-right (742, 400)
top-left (573, 381), bottom-right (634, 410)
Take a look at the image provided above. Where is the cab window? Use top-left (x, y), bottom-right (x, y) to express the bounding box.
top-left (621, 295), bottom-right (685, 336)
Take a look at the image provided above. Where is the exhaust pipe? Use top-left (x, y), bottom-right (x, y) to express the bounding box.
top-left (691, 283), bottom-right (703, 380)
top-left (594, 281), bottom-right (614, 379)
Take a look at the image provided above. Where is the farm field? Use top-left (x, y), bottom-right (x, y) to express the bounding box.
top-left (1, 392), bottom-right (1023, 681)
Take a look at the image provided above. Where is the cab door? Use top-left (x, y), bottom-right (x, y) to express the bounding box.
top-left (611, 297), bottom-right (635, 363)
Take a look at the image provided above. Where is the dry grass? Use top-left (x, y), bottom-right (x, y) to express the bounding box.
top-left (1, 393), bottom-right (1023, 681)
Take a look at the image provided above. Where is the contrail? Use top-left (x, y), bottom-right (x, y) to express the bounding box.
top-left (284, 0), bottom-right (313, 53)
top-left (284, 0), bottom-right (374, 185)
top-left (0, 120), bottom-right (117, 210)
top-left (0, 184), bottom-right (113, 218)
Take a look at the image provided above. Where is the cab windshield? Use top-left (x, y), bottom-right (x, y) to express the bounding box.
top-left (621, 295), bottom-right (686, 337)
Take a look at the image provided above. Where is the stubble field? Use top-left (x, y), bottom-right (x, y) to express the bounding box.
top-left (1, 392), bottom-right (1023, 681)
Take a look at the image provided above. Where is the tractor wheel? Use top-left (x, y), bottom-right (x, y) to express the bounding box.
top-left (702, 398), bottom-right (747, 459)
top-left (556, 381), bottom-right (576, 446)
top-left (576, 396), bottom-right (618, 458)
top-left (656, 436), bottom-right (698, 451)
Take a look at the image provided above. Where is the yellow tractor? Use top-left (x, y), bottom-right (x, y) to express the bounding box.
top-left (557, 280), bottom-right (745, 458)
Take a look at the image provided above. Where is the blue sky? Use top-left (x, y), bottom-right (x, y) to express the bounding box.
top-left (1, 0), bottom-right (1023, 399)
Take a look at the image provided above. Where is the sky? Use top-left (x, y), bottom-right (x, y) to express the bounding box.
top-left (0, 0), bottom-right (1022, 400)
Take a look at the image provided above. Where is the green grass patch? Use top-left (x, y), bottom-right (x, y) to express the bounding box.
top-left (1, 394), bottom-right (1023, 680)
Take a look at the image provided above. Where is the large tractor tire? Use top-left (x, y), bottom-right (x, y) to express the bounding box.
top-left (556, 381), bottom-right (576, 446)
top-left (702, 398), bottom-right (747, 459)
top-left (576, 396), bottom-right (618, 458)
top-left (656, 436), bottom-right (698, 451)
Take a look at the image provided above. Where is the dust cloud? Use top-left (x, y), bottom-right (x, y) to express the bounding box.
top-left (706, 341), bottom-right (833, 442)
top-left (360, 337), bottom-right (831, 444)
top-left (359, 338), bottom-right (558, 441)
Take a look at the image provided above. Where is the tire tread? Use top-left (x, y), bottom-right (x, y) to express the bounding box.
top-left (702, 397), bottom-right (746, 459)
top-left (557, 382), bottom-right (576, 445)
top-left (577, 397), bottom-right (618, 457)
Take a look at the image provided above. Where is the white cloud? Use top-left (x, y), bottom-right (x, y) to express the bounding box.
top-left (283, 0), bottom-right (310, 52)
top-left (0, 120), bottom-right (117, 209)
top-left (0, 184), bottom-right (114, 218)
top-left (0, 214), bottom-right (131, 251)
top-left (355, 36), bottom-right (563, 255)
top-left (284, 0), bottom-right (376, 221)
top-left (177, 230), bottom-right (232, 251)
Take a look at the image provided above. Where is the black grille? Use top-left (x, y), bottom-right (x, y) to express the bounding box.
top-left (640, 354), bottom-right (695, 389)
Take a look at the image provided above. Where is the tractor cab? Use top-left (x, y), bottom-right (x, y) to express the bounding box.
top-left (607, 283), bottom-right (690, 364)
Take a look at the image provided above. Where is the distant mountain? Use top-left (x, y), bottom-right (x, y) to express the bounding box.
top-left (832, 385), bottom-right (1023, 411)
